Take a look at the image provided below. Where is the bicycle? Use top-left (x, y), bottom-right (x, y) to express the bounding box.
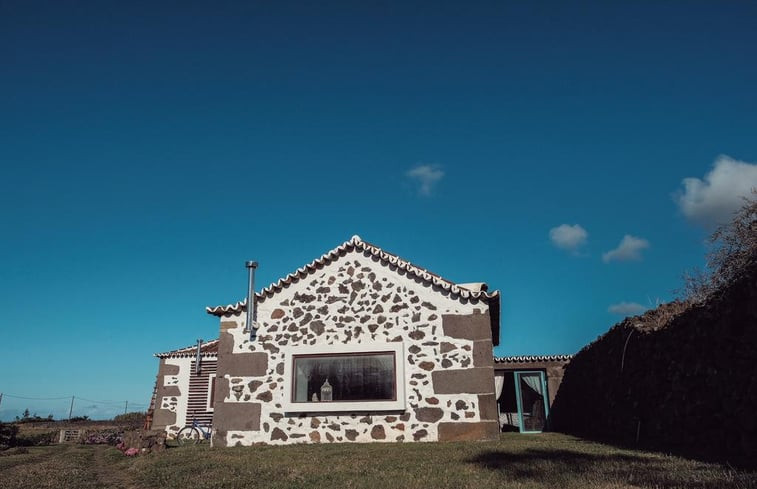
top-left (176, 416), bottom-right (212, 446)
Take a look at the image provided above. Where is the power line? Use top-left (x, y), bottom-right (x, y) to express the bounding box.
top-left (0, 393), bottom-right (148, 406)
top-left (76, 398), bottom-right (149, 407)
top-left (2, 394), bottom-right (71, 401)
top-left (0, 392), bottom-right (151, 423)
top-left (76, 397), bottom-right (128, 405)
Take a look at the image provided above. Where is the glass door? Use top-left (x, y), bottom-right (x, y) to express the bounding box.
top-left (514, 371), bottom-right (549, 433)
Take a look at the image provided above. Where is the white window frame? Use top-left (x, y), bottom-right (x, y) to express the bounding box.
top-left (206, 374), bottom-right (216, 412)
top-left (281, 342), bottom-right (406, 413)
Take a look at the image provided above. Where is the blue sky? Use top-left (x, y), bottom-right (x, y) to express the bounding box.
top-left (1, 1), bottom-right (756, 420)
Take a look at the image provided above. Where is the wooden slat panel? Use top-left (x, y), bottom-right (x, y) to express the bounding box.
top-left (186, 360), bottom-right (217, 427)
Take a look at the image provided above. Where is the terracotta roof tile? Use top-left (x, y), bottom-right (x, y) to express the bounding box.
top-left (154, 339), bottom-right (219, 358)
top-left (494, 354), bottom-right (573, 364)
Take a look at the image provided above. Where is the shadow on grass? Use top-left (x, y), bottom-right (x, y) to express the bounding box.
top-left (469, 448), bottom-right (754, 489)
top-left (551, 430), bottom-right (757, 470)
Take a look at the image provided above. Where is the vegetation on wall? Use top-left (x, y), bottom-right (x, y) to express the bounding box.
top-left (112, 412), bottom-right (146, 429)
top-left (682, 191), bottom-right (757, 303)
top-left (550, 196), bottom-right (757, 468)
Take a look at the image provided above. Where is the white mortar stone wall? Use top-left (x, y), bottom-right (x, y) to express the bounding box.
top-left (162, 357), bottom-right (192, 436)
top-left (216, 249), bottom-right (492, 446)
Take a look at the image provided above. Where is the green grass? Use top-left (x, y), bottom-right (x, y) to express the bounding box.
top-left (1, 434), bottom-right (755, 489)
top-left (0, 445), bottom-right (102, 489)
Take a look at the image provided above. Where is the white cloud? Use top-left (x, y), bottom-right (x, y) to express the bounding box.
top-left (675, 155), bottom-right (757, 228)
top-left (602, 235), bottom-right (650, 263)
top-left (549, 224), bottom-right (588, 253)
top-left (608, 302), bottom-right (647, 316)
top-left (406, 164), bottom-right (444, 196)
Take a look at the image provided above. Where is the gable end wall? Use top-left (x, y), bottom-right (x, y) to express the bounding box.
top-left (212, 250), bottom-right (498, 446)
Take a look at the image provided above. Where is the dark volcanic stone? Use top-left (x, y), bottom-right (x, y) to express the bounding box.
top-left (310, 320), bottom-right (325, 335)
top-left (418, 361), bottom-right (435, 371)
top-left (271, 428), bottom-right (288, 442)
top-left (408, 330), bottom-right (425, 340)
top-left (371, 425), bottom-right (386, 440)
top-left (415, 407), bottom-right (444, 423)
top-left (256, 391), bottom-right (273, 402)
top-left (299, 313), bottom-right (313, 326)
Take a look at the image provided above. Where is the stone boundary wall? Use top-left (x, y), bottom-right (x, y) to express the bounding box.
top-left (550, 266), bottom-right (757, 465)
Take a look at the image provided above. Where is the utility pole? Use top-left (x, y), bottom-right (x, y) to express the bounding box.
top-left (0, 392), bottom-right (3, 410)
top-left (68, 396), bottom-right (75, 420)
top-left (124, 400), bottom-right (128, 414)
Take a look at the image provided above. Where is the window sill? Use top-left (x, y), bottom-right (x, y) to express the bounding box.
top-left (281, 400), bottom-right (407, 413)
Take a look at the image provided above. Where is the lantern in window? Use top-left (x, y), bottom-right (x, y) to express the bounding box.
top-left (320, 378), bottom-right (333, 402)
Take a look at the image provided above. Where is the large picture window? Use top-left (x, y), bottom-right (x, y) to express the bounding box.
top-left (282, 343), bottom-right (406, 413)
top-left (293, 352), bottom-right (396, 403)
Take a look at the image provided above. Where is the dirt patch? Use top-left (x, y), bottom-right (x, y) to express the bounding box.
top-left (91, 445), bottom-right (142, 489)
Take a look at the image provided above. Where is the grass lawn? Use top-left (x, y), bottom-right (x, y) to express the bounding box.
top-left (1, 433), bottom-right (754, 489)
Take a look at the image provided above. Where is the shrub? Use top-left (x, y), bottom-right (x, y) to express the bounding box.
top-left (14, 409), bottom-right (49, 424)
top-left (0, 423), bottom-right (19, 450)
top-left (16, 430), bottom-right (57, 447)
top-left (113, 411), bottom-right (146, 428)
top-left (683, 192), bottom-right (757, 302)
top-left (0, 446), bottom-right (29, 456)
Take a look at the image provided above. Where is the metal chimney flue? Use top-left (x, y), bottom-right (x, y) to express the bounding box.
top-left (195, 338), bottom-right (203, 375)
top-left (245, 260), bottom-right (258, 339)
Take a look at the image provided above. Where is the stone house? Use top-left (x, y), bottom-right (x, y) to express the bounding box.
top-left (150, 235), bottom-right (503, 446)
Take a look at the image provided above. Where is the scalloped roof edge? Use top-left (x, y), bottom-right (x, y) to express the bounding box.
top-left (494, 354), bottom-right (573, 364)
top-left (154, 339), bottom-right (219, 358)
